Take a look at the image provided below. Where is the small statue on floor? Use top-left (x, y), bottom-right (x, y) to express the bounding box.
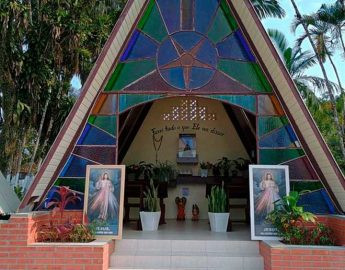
top-left (192, 204), bottom-right (199, 221)
top-left (175, 197), bottom-right (187, 221)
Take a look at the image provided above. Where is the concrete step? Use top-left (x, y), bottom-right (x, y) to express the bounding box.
top-left (109, 239), bottom-right (263, 270)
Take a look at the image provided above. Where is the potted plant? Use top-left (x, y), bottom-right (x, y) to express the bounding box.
top-left (208, 185), bottom-right (229, 232)
top-left (216, 157), bottom-right (233, 178)
top-left (267, 191), bottom-right (335, 245)
top-left (153, 161), bottom-right (176, 190)
top-left (212, 163), bottom-right (221, 177)
top-left (200, 162), bottom-right (212, 178)
top-left (138, 161), bottom-right (154, 180)
top-left (140, 180), bottom-right (161, 231)
top-left (234, 158), bottom-right (250, 177)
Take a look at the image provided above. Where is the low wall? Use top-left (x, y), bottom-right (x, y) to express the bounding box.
top-left (0, 211), bottom-right (115, 270)
top-left (259, 215), bottom-right (345, 270)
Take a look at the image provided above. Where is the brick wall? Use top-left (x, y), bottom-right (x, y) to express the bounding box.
top-left (260, 215), bottom-right (345, 270)
top-left (0, 211), bottom-right (114, 270)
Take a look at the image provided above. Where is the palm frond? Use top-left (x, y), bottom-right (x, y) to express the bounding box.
top-left (251, 0), bottom-right (285, 19)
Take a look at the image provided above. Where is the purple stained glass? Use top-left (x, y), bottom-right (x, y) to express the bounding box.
top-left (156, 0), bottom-right (180, 33)
top-left (73, 146), bottom-right (116, 164)
top-left (195, 0), bottom-right (219, 34)
top-left (217, 30), bottom-right (255, 61)
top-left (77, 124), bottom-right (116, 146)
top-left (181, 0), bottom-right (194, 30)
top-left (120, 30), bottom-right (158, 61)
top-left (59, 155), bottom-right (95, 177)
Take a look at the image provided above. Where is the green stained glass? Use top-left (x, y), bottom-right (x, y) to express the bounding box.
top-left (218, 59), bottom-right (272, 93)
top-left (88, 115), bottom-right (117, 135)
top-left (54, 178), bottom-right (85, 193)
top-left (119, 94), bottom-right (162, 112)
top-left (259, 149), bottom-right (305, 165)
top-left (105, 60), bottom-right (156, 91)
top-left (258, 116), bottom-right (289, 137)
top-left (207, 2), bottom-right (237, 44)
top-left (138, 0), bottom-right (168, 42)
top-left (210, 95), bottom-right (256, 113)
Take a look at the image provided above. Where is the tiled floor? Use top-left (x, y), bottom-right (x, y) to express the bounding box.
top-left (123, 219), bottom-right (251, 241)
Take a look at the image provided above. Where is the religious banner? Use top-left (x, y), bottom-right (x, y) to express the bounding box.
top-left (84, 165), bottom-right (125, 239)
top-left (249, 165), bottom-right (290, 240)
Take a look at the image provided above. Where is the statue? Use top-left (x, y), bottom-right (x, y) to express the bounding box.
top-left (192, 204), bottom-right (199, 221)
top-left (175, 197), bottom-right (187, 221)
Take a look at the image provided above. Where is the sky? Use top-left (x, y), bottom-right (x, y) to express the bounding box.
top-left (71, 0), bottom-right (344, 92)
top-left (262, 0), bottom-right (345, 89)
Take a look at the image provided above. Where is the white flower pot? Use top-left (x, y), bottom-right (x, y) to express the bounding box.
top-left (200, 169), bottom-right (208, 178)
top-left (140, 211), bottom-right (161, 231)
top-left (208, 212), bottom-right (230, 232)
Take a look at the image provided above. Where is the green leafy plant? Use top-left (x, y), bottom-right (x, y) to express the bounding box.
top-left (216, 157), bottom-right (237, 177)
top-left (14, 185), bottom-right (24, 200)
top-left (36, 186), bottom-right (94, 242)
top-left (234, 158), bottom-right (251, 171)
top-left (208, 185), bottom-right (228, 213)
top-left (200, 161), bottom-right (213, 170)
top-left (266, 191), bottom-right (335, 245)
top-left (153, 161), bottom-right (176, 182)
top-left (143, 179), bottom-right (160, 212)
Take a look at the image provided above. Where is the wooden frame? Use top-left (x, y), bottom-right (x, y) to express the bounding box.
top-left (249, 165), bottom-right (290, 240)
top-left (83, 165), bottom-right (125, 240)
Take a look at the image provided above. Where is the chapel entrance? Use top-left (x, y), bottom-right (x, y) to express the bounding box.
top-left (118, 96), bottom-right (256, 232)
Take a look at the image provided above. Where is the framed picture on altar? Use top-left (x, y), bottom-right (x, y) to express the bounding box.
top-left (177, 134), bottom-right (198, 164)
top-left (249, 165), bottom-right (290, 240)
top-left (83, 165), bottom-right (125, 240)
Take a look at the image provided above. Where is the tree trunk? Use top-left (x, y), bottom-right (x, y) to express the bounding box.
top-left (326, 50), bottom-right (345, 134)
top-left (37, 115), bottom-right (54, 170)
top-left (15, 134), bottom-right (27, 187)
top-left (27, 96), bottom-right (50, 176)
top-left (338, 28), bottom-right (345, 57)
top-left (290, 0), bottom-right (345, 159)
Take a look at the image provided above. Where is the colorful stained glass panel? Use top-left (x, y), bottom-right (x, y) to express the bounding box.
top-left (258, 116), bottom-right (289, 137)
top-left (259, 149), bottom-right (305, 165)
top-left (73, 146), bottom-right (116, 164)
top-left (207, 6), bottom-right (233, 44)
top-left (88, 115), bottom-right (117, 135)
top-left (120, 30), bottom-right (158, 61)
top-left (77, 124), bottom-right (116, 145)
top-left (59, 155), bottom-right (96, 177)
top-left (92, 94), bottom-right (117, 115)
top-left (138, 0), bottom-right (168, 42)
top-left (156, 0), bottom-right (180, 34)
top-left (258, 95), bottom-right (285, 115)
top-left (119, 94), bottom-right (161, 112)
top-left (210, 95), bottom-right (256, 113)
top-left (219, 60), bottom-right (272, 92)
top-left (259, 125), bottom-right (299, 148)
top-left (195, 0), bottom-right (219, 34)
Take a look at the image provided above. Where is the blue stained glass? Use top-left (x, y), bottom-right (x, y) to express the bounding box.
top-left (190, 67), bottom-right (215, 89)
top-left (196, 41), bottom-right (218, 67)
top-left (156, 0), bottom-right (180, 33)
top-left (235, 30), bottom-right (256, 62)
top-left (119, 94), bottom-right (162, 112)
top-left (77, 124), bottom-right (116, 145)
top-left (120, 30), bottom-right (158, 61)
top-left (59, 155), bottom-right (95, 177)
top-left (195, 0), bottom-right (219, 34)
top-left (160, 67), bottom-right (185, 89)
top-left (217, 30), bottom-right (255, 61)
top-left (259, 125), bottom-right (299, 148)
top-left (210, 95), bottom-right (256, 113)
top-left (157, 38), bottom-right (179, 67)
top-left (172, 32), bottom-right (203, 51)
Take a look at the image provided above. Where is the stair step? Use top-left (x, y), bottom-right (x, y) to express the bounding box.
top-left (110, 239), bottom-right (263, 270)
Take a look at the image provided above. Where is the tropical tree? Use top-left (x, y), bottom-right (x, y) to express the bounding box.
top-left (251, 0), bottom-right (285, 19)
top-left (289, 0), bottom-right (345, 160)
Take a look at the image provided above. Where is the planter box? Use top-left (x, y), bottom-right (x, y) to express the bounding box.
top-left (140, 211), bottom-right (161, 231)
top-left (208, 212), bottom-right (229, 232)
top-left (260, 240), bottom-right (345, 270)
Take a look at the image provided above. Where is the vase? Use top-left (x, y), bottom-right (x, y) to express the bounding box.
top-left (140, 211), bottom-right (161, 231)
top-left (208, 212), bottom-right (230, 232)
top-left (200, 169), bottom-right (208, 178)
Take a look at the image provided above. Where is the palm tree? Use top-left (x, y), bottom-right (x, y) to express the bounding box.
top-left (289, 0), bottom-right (345, 160)
top-left (268, 29), bottom-right (322, 109)
top-left (251, 0), bottom-right (286, 19)
top-left (315, 1), bottom-right (345, 57)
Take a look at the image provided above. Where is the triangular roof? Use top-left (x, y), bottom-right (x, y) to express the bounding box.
top-left (20, 0), bottom-right (345, 212)
top-left (0, 173), bottom-right (20, 214)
